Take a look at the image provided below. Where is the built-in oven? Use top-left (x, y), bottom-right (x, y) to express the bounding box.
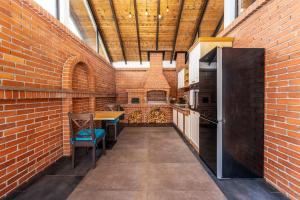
top-left (189, 83), bottom-right (200, 111)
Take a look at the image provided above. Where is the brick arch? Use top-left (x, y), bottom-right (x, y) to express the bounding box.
top-left (62, 56), bottom-right (96, 92)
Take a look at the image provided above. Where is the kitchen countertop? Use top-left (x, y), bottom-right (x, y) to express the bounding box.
top-left (171, 104), bottom-right (190, 114)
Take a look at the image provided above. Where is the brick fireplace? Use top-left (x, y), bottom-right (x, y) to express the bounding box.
top-left (122, 52), bottom-right (172, 123)
top-left (126, 52), bottom-right (171, 105)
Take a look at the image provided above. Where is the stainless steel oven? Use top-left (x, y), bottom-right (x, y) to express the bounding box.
top-left (189, 87), bottom-right (199, 111)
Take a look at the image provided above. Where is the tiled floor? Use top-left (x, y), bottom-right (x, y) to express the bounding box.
top-left (68, 127), bottom-right (226, 200)
top-left (8, 126), bottom-right (288, 200)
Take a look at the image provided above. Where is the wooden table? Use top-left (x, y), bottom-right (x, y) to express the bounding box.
top-left (94, 111), bottom-right (124, 141)
top-left (94, 111), bottom-right (124, 121)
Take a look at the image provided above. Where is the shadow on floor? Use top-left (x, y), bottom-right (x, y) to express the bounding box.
top-left (5, 126), bottom-right (123, 200)
top-left (6, 148), bottom-right (104, 200)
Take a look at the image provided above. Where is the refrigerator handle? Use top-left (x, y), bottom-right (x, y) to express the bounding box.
top-left (218, 118), bottom-right (225, 124)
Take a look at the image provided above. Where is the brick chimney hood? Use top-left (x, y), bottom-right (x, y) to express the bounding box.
top-left (144, 52), bottom-right (171, 90)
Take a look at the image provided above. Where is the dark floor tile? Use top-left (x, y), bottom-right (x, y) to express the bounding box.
top-left (7, 176), bottom-right (83, 200)
top-left (46, 149), bottom-right (103, 176)
top-left (218, 179), bottom-right (289, 200)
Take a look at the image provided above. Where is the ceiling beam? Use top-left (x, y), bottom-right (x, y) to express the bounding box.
top-left (212, 14), bottom-right (224, 37)
top-left (170, 0), bottom-right (185, 63)
top-left (86, 0), bottom-right (112, 63)
top-left (189, 0), bottom-right (209, 47)
top-left (108, 0), bottom-right (127, 64)
top-left (133, 0), bottom-right (142, 64)
top-left (156, 0), bottom-right (160, 50)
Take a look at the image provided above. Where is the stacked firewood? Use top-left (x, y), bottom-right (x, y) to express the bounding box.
top-left (128, 110), bottom-right (143, 124)
top-left (146, 107), bottom-right (167, 123)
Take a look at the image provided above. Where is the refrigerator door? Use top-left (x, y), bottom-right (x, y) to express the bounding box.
top-left (199, 115), bottom-right (218, 175)
top-left (221, 48), bottom-right (264, 178)
top-left (198, 62), bottom-right (218, 175)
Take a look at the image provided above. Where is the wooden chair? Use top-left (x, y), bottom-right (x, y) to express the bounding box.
top-left (68, 112), bottom-right (106, 168)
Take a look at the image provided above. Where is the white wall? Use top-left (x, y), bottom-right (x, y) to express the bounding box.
top-left (112, 61), bottom-right (176, 69)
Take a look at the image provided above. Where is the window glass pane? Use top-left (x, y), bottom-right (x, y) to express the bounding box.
top-left (70, 0), bottom-right (97, 51)
top-left (34, 0), bottom-right (57, 18)
top-left (97, 32), bottom-right (108, 60)
top-left (237, 0), bottom-right (256, 15)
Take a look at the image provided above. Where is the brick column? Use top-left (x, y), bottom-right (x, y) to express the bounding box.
top-left (176, 53), bottom-right (186, 73)
top-left (62, 97), bottom-right (72, 156)
top-left (89, 97), bottom-right (96, 112)
top-left (175, 53), bottom-right (186, 99)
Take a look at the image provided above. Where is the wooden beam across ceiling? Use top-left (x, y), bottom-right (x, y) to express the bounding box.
top-left (190, 0), bottom-right (209, 47)
top-left (212, 14), bottom-right (224, 37)
top-left (86, 0), bottom-right (112, 63)
top-left (133, 0), bottom-right (142, 64)
top-left (108, 0), bottom-right (127, 64)
top-left (170, 0), bottom-right (185, 63)
top-left (156, 0), bottom-right (160, 50)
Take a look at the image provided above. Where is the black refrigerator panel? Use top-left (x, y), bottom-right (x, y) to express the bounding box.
top-left (198, 65), bottom-right (218, 175)
top-left (221, 48), bottom-right (264, 178)
top-left (199, 116), bottom-right (218, 174)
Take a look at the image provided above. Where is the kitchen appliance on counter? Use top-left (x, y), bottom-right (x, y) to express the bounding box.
top-left (198, 47), bottom-right (264, 179)
top-left (189, 83), bottom-right (199, 111)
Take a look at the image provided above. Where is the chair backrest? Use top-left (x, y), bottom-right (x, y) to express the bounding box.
top-left (68, 112), bottom-right (95, 140)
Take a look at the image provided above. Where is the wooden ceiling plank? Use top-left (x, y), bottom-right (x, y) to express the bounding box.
top-left (212, 14), bottom-right (224, 37)
top-left (109, 0), bottom-right (127, 63)
top-left (86, 0), bottom-right (113, 63)
top-left (156, 0), bottom-right (160, 50)
top-left (190, 0), bottom-right (209, 47)
top-left (133, 0), bottom-right (142, 64)
top-left (170, 0), bottom-right (185, 63)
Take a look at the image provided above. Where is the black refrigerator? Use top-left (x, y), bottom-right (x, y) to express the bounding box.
top-left (198, 47), bottom-right (264, 179)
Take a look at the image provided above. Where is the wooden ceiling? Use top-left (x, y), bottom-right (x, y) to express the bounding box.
top-left (71, 0), bottom-right (224, 62)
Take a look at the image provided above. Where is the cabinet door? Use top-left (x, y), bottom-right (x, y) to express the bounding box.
top-left (178, 70), bottom-right (182, 89)
top-left (185, 115), bottom-right (190, 139)
top-left (173, 109), bottom-right (177, 125)
top-left (190, 111), bottom-right (199, 150)
top-left (178, 112), bottom-right (184, 132)
top-left (178, 70), bottom-right (185, 89)
top-left (189, 43), bottom-right (200, 85)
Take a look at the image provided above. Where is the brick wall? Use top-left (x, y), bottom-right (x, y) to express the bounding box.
top-left (115, 68), bottom-right (177, 104)
top-left (0, 99), bottom-right (63, 197)
top-left (72, 63), bottom-right (89, 91)
top-left (95, 97), bottom-right (116, 111)
top-left (72, 98), bottom-right (90, 113)
top-left (219, 0), bottom-right (300, 199)
top-left (0, 0), bottom-right (116, 197)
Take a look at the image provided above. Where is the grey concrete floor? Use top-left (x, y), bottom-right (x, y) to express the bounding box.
top-left (68, 127), bottom-right (226, 200)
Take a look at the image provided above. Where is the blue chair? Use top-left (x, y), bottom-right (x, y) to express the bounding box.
top-left (68, 112), bottom-right (106, 168)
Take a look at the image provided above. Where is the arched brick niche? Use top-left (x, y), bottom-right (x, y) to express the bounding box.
top-left (62, 56), bottom-right (96, 156)
top-left (72, 61), bottom-right (92, 113)
top-left (62, 55), bottom-right (95, 92)
top-left (72, 62), bottom-right (90, 91)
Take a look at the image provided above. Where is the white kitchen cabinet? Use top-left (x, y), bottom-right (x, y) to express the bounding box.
top-left (188, 37), bottom-right (233, 86)
top-left (190, 110), bottom-right (199, 150)
top-left (173, 109), bottom-right (177, 126)
top-left (189, 43), bottom-right (200, 85)
top-left (184, 115), bottom-right (190, 139)
top-left (177, 112), bottom-right (184, 132)
top-left (177, 69), bottom-right (185, 89)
